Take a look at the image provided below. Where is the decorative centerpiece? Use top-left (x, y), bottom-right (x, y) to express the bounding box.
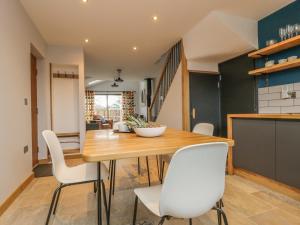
top-left (126, 116), bottom-right (167, 137)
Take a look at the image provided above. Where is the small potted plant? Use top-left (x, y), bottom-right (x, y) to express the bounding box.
top-left (125, 116), bottom-right (167, 137)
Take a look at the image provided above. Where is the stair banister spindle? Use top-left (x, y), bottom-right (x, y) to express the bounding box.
top-left (149, 40), bottom-right (182, 121)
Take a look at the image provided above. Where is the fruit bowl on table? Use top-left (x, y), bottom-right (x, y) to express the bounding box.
top-left (134, 126), bottom-right (167, 138)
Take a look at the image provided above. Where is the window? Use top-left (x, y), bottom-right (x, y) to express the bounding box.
top-left (95, 94), bottom-right (122, 122)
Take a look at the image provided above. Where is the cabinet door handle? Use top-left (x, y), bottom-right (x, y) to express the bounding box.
top-left (192, 108), bottom-right (196, 119)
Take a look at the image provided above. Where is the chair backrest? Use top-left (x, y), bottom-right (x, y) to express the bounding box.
top-left (192, 123), bottom-right (214, 136)
top-left (42, 130), bottom-right (68, 181)
top-left (159, 142), bottom-right (228, 218)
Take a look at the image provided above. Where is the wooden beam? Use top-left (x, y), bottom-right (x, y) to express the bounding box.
top-left (181, 42), bottom-right (190, 131)
top-left (0, 174), bottom-right (34, 216)
top-left (227, 115), bottom-right (234, 175)
top-left (56, 132), bottom-right (80, 138)
top-left (53, 73), bottom-right (79, 79)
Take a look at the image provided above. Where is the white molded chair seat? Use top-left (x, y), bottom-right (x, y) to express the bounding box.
top-left (134, 185), bottom-right (162, 216)
top-left (42, 130), bottom-right (109, 184)
top-left (56, 162), bottom-right (108, 184)
top-left (193, 123), bottom-right (214, 136)
top-left (161, 123), bottom-right (215, 164)
top-left (42, 130), bottom-right (109, 225)
top-left (133, 142), bottom-right (229, 225)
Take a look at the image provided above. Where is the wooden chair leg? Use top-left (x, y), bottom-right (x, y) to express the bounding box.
top-left (112, 160), bottom-right (116, 195)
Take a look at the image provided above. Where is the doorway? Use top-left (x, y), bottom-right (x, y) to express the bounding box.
top-left (31, 54), bottom-right (39, 167)
top-left (189, 72), bottom-right (221, 136)
top-left (94, 94), bottom-right (122, 122)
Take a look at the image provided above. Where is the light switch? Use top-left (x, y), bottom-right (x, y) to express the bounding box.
top-left (24, 98), bottom-right (28, 105)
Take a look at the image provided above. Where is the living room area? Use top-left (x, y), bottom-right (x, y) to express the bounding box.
top-left (85, 76), bottom-right (151, 131)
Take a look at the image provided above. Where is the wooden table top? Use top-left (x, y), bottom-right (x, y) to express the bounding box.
top-left (83, 128), bottom-right (234, 162)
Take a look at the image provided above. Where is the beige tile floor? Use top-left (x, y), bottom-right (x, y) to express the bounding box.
top-left (0, 157), bottom-right (299, 225)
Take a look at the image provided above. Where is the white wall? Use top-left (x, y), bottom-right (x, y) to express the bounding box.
top-left (52, 65), bottom-right (79, 133)
top-left (0, 0), bottom-right (47, 205)
top-left (183, 11), bottom-right (257, 72)
top-left (156, 64), bottom-right (183, 130)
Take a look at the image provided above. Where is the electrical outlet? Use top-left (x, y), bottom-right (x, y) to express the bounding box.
top-left (290, 91), bottom-right (297, 99)
top-left (24, 145), bottom-right (29, 154)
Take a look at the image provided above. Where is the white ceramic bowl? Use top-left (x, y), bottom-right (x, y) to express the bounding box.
top-left (134, 126), bottom-right (167, 138)
top-left (288, 56), bottom-right (298, 62)
top-left (278, 58), bottom-right (288, 64)
top-left (265, 60), bottom-right (275, 67)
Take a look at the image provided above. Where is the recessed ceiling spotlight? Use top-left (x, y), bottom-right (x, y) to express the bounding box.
top-left (84, 39), bottom-right (89, 43)
top-left (152, 15), bottom-right (158, 21)
top-left (133, 46), bottom-right (138, 51)
top-left (82, 0), bottom-right (88, 3)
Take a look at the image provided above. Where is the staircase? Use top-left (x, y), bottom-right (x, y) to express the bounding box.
top-left (149, 40), bottom-right (182, 121)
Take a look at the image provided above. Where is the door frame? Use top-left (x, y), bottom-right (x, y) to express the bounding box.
top-left (31, 54), bottom-right (39, 167)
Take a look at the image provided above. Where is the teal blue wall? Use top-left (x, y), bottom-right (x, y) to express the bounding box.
top-left (257, 1), bottom-right (300, 88)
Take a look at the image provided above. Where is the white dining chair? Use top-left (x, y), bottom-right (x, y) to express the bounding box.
top-left (42, 130), bottom-right (109, 225)
top-left (133, 142), bottom-right (229, 225)
top-left (159, 122), bottom-right (215, 181)
top-left (192, 123), bottom-right (214, 136)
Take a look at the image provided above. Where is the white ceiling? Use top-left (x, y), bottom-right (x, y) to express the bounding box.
top-left (21, 0), bottom-right (292, 80)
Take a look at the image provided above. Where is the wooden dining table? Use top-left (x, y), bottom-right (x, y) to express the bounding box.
top-left (82, 128), bottom-right (234, 225)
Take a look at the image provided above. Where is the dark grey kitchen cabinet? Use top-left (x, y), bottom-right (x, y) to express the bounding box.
top-left (232, 119), bottom-right (276, 179)
top-left (276, 120), bottom-right (300, 189)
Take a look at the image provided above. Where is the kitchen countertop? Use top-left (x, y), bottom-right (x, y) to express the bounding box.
top-left (228, 113), bottom-right (300, 120)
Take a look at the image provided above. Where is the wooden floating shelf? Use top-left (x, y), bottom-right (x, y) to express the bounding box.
top-left (249, 58), bottom-right (300, 76)
top-left (248, 35), bottom-right (300, 58)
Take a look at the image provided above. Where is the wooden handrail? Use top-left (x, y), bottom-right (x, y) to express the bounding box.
top-left (149, 40), bottom-right (182, 120)
top-left (56, 132), bottom-right (80, 138)
top-left (149, 50), bottom-right (172, 111)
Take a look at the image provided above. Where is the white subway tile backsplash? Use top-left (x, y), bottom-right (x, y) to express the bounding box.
top-left (259, 101), bottom-right (268, 107)
top-left (294, 99), bottom-right (300, 106)
top-left (258, 82), bottom-right (300, 114)
top-left (269, 99), bottom-right (294, 107)
top-left (259, 107), bottom-right (281, 114)
top-left (259, 93), bottom-right (281, 101)
top-left (293, 82), bottom-right (300, 91)
top-left (268, 84), bottom-right (293, 93)
top-left (258, 94), bottom-right (269, 101)
top-left (280, 106), bottom-right (300, 113)
top-left (258, 87), bottom-right (268, 95)
top-left (268, 93), bottom-right (281, 100)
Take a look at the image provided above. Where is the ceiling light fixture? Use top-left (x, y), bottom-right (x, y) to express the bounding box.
top-left (111, 82), bottom-right (119, 87)
top-left (82, 0), bottom-right (88, 3)
top-left (114, 69), bottom-right (124, 82)
top-left (132, 46), bottom-right (138, 51)
top-left (152, 15), bottom-right (158, 21)
top-left (84, 39), bottom-right (89, 43)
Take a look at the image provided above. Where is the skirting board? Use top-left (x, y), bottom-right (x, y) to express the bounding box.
top-left (0, 173), bottom-right (34, 216)
top-left (234, 168), bottom-right (300, 201)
